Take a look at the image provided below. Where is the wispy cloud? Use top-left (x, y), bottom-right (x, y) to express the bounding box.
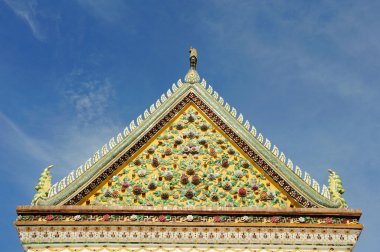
top-left (0, 111), bottom-right (54, 190)
top-left (49, 71), bottom-right (122, 179)
top-left (0, 69), bottom-right (120, 184)
top-left (0, 109), bottom-right (121, 184)
top-left (0, 112), bottom-right (52, 163)
top-left (4, 0), bottom-right (45, 41)
top-left (64, 78), bottom-right (114, 122)
top-left (198, 1), bottom-right (377, 104)
top-left (77, 0), bottom-right (129, 24)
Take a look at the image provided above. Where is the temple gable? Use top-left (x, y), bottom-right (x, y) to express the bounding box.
top-left (15, 49), bottom-right (363, 252)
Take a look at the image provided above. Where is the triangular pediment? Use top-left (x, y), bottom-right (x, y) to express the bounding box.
top-left (34, 80), bottom-right (346, 208)
top-left (81, 104), bottom-right (296, 207)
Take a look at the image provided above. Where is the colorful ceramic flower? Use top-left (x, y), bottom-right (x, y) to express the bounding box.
top-left (183, 146), bottom-right (190, 153)
top-left (130, 214), bottom-right (138, 221)
top-left (234, 170), bottom-right (244, 179)
top-left (192, 175), bottom-right (201, 185)
top-left (238, 188), bottom-right (247, 197)
top-left (267, 192), bottom-right (274, 200)
top-left (152, 157), bottom-right (159, 167)
top-left (200, 124), bottom-right (208, 131)
top-left (207, 173), bottom-right (216, 181)
top-left (148, 182), bottom-right (157, 190)
top-left (138, 169), bottom-right (147, 177)
top-left (133, 185), bottom-right (142, 195)
top-left (122, 181), bottom-right (130, 188)
top-left (251, 183), bottom-right (259, 191)
top-left (175, 137), bottom-right (183, 144)
top-left (325, 217), bottom-right (333, 224)
top-left (298, 217), bottom-right (306, 223)
top-left (241, 216), bottom-right (250, 222)
top-left (186, 167), bottom-right (195, 175)
top-left (164, 171), bottom-right (173, 181)
top-left (222, 158), bottom-right (229, 168)
top-left (241, 160), bottom-right (250, 168)
top-left (104, 189), bottom-right (112, 197)
top-left (186, 215), bottom-right (194, 222)
top-left (185, 189), bottom-right (194, 199)
top-left (188, 114), bottom-right (195, 122)
top-left (159, 215), bottom-right (166, 222)
top-left (103, 214), bottom-right (111, 221)
top-left (188, 131), bottom-right (195, 139)
top-left (191, 146), bottom-right (198, 154)
top-left (260, 192), bottom-right (268, 201)
top-left (181, 174), bottom-right (189, 184)
top-left (214, 215), bottom-right (222, 222)
top-left (209, 148), bottom-right (216, 156)
top-left (161, 192), bottom-right (169, 200)
top-left (176, 122), bottom-right (184, 130)
top-left (211, 193), bottom-right (219, 202)
top-left (73, 215), bottom-right (81, 221)
top-left (222, 182), bottom-right (232, 191)
top-left (227, 148), bottom-right (235, 155)
top-left (46, 214), bottom-right (54, 221)
top-left (198, 138), bottom-right (207, 145)
top-left (134, 159), bottom-right (141, 166)
top-left (271, 216), bottom-right (279, 223)
top-left (147, 147), bottom-right (155, 154)
top-left (164, 148), bottom-right (172, 155)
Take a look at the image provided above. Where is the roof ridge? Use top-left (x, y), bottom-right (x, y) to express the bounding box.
top-left (198, 79), bottom-right (331, 200)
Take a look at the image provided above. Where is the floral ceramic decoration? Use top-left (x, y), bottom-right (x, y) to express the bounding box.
top-left (85, 106), bottom-right (293, 207)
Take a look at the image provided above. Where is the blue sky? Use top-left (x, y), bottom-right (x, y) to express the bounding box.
top-left (0, 1), bottom-right (378, 251)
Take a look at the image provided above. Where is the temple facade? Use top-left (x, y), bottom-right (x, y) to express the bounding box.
top-left (15, 49), bottom-right (362, 252)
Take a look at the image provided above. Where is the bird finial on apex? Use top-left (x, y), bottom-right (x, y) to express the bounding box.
top-left (189, 47), bottom-right (198, 69)
top-left (184, 47), bottom-right (200, 84)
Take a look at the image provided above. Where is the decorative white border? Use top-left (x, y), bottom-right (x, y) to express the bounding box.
top-left (18, 225), bottom-right (360, 247)
top-left (24, 244), bottom-right (355, 252)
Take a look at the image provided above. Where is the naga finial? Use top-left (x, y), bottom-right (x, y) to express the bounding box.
top-left (328, 169), bottom-right (348, 208)
top-left (189, 47), bottom-right (198, 69)
top-left (31, 165), bottom-right (53, 205)
top-left (184, 47), bottom-right (200, 84)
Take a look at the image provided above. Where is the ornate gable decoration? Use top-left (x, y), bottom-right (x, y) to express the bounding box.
top-left (32, 50), bottom-right (347, 209)
top-left (83, 105), bottom-right (294, 208)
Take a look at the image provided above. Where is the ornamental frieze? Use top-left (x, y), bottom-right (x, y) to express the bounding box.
top-left (16, 213), bottom-right (359, 225)
top-left (17, 225), bottom-right (361, 247)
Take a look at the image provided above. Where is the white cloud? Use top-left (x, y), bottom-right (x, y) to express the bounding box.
top-left (198, 1), bottom-right (377, 104)
top-left (64, 79), bottom-right (114, 122)
top-left (44, 121), bottom-right (121, 180)
top-left (0, 112), bottom-right (52, 163)
top-left (0, 109), bottom-right (122, 184)
top-left (4, 0), bottom-right (45, 41)
top-left (0, 72), bottom-right (122, 185)
top-left (77, 0), bottom-right (129, 24)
